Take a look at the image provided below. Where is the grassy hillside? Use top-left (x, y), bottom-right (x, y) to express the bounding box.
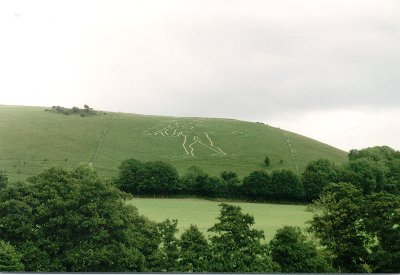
top-left (0, 105), bottom-right (347, 181)
top-left (128, 198), bottom-right (312, 242)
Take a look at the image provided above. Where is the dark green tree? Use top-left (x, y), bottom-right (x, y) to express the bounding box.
top-left (116, 158), bottom-right (145, 194)
top-left (0, 166), bottom-right (160, 272)
top-left (348, 146), bottom-right (399, 162)
top-left (180, 166), bottom-right (221, 197)
top-left (271, 169), bottom-right (304, 201)
top-left (345, 158), bottom-right (384, 194)
top-left (347, 146), bottom-right (400, 193)
top-left (180, 165), bottom-right (207, 196)
top-left (143, 161), bottom-right (180, 195)
top-left (242, 170), bottom-right (271, 200)
top-left (302, 159), bottom-right (338, 201)
top-left (0, 240), bottom-right (24, 271)
top-left (116, 159), bottom-right (180, 195)
top-left (219, 170), bottom-right (242, 198)
top-left (364, 192), bottom-right (400, 272)
top-left (269, 226), bottom-right (332, 272)
top-left (178, 225), bottom-right (210, 272)
top-left (202, 176), bottom-right (222, 197)
top-left (208, 203), bottom-right (277, 272)
top-left (150, 219), bottom-right (179, 272)
top-left (387, 159), bottom-right (400, 193)
top-left (220, 170), bottom-right (239, 183)
top-left (72, 162), bottom-right (98, 180)
top-left (308, 182), bottom-right (370, 272)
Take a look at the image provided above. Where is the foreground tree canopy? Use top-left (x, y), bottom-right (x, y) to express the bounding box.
top-left (309, 182), bottom-right (400, 273)
top-left (269, 226), bottom-right (332, 273)
top-left (207, 203), bottom-right (277, 272)
top-left (0, 164), bottom-right (160, 272)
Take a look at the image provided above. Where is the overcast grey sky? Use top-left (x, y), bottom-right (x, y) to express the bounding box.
top-left (1, 0), bottom-right (399, 151)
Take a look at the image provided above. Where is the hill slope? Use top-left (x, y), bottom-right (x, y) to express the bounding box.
top-left (0, 105), bottom-right (347, 180)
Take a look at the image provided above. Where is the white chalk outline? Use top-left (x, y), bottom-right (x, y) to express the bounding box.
top-left (145, 122), bottom-right (227, 157)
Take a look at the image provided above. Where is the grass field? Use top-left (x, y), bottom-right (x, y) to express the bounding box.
top-left (0, 105), bottom-right (347, 181)
top-left (127, 198), bottom-right (312, 242)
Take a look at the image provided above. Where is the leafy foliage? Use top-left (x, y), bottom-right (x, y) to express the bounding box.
top-left (208, 203), bottom-right (277, 272)
top-left (269, 226), bottom-right (332, 272)
top-left (270, 169), bottom-right (304, 201)
top-left (308, 182), bottom-right (370, 272)
top-left (242, 170), bottom-right (271, 200)
top-left (178, 225), bottom-right (210, 272)
top-left (302, 159), bottom-right (338, 201)
top-left (386, 159), bottom-right (400, 193)
top-left (150, 219), bottom-right (180, 271)
top-left (346, 146), bottom-right (400, 193)
top-left (219, 170), bottom-right (242, 198)
top-left (349, 146), bottom-right (400, 162)
top-left (0, 240), bottom-right (24, 271)
top-left (308, 181), bottom-right (400, 273)
top-left (345, 158), bottom-right (383, 194)
top-left (116, 159), bottom-right (180, 195)
top-left (364, 192), bottom-right (400, 272)
top-left (0, 165), bottom-right (159, 272)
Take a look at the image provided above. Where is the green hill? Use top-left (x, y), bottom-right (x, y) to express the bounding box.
top-left (0, 105), bottom-right (347, 181)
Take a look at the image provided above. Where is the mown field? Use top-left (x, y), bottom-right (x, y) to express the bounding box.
top-left (128, 198), bottom-right (312, 242)
top-left (0, 105), bottom-right (347, 181)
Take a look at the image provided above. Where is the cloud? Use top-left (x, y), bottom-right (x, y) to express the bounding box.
top-left (149, 1), bottom-right (400, 119)
top-left (1, 0), bottom-right (399, 149)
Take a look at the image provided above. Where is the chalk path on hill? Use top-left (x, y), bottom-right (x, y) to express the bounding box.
top-left (91, 128), bottom-right (109, 164)
top-left (282, 130), bottom-right (299, 174)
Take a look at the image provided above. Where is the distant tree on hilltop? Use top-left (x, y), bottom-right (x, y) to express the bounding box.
top-left (46, 105), bottom-right (100, 117)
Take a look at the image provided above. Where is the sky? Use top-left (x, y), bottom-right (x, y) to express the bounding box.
top-left (1, 0), bottom-right (399, 152)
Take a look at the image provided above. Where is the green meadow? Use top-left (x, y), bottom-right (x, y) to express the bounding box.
top-left (128, 198), bottom-right (312, 242)
top-left (0, 105), bottom-right (346, 181)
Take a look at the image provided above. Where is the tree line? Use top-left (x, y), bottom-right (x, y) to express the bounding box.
top-left (116, 145), bottom-right (400, 202)
top-left (116, 158), bottom-right (305, 201)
